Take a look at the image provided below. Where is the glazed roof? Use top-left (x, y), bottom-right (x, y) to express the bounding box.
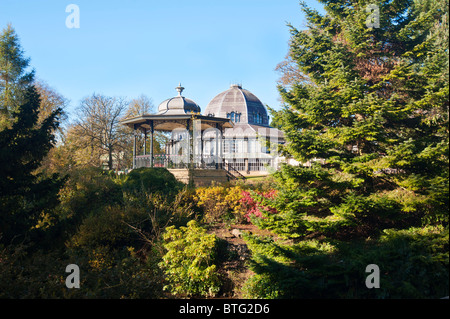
top-left (204, 84), bottom-right (269, 126)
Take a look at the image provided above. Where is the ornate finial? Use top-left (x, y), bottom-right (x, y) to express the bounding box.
top-left (176, 83), bottom-right (185, 96)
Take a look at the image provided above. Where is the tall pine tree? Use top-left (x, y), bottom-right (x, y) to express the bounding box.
top-left (267, 0), bottom-right (449, 238)
top-left (243, 0), bottom-right (448, 298)
top-left (0, 26), bottom-right (64, 244)
top-left (0, 86), bottom-right (65, 244)
top-left (0, 24), bottom-right (35, 130)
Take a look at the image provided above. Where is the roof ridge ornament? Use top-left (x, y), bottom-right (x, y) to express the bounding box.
top-left (176, 83), bottom-right (185, 96)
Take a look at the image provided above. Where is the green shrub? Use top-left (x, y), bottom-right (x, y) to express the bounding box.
top-left (242, 226), bottom-right (449, 299)
top-left (57, 167), bottom-right (123, 224)
top-left (67, 205), bottom-right (148, 250)
top-left (122, 168), bottom-right (184, 197)
top-left (159, 220), bottom-right (221, 297)
top-left (122, 187), bottom-right (200, 239)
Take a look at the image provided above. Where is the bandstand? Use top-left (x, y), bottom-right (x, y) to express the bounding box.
top-left (121, 84), bottom-right (236, 185)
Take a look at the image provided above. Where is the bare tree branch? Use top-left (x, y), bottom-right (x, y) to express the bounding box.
top-left (73, 94), bottom-right (128, 169)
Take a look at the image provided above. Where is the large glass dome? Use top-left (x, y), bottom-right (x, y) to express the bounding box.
top-left (204, 84), bottom-right (269, 126)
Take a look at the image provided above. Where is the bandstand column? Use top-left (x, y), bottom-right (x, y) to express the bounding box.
top-left (133, 124), bottom-right (137, 169)
top-left (143, 129), bottom-right (147, 156)
top-left (150, 120), bottom-right (154, 168)
top-left (200, 127), bottom-right (204, 168)
top-left (215, 123), bottom-right (219, 169)
top-left (187, 119), bottom-right (194, 169)
top-left (221, 126), bottom-right (225, 169)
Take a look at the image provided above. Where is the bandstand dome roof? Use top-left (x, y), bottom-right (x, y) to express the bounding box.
top-left (204, 84), bottom-right (269, 126)
top-left (157, 84), bottom-right (201, 115)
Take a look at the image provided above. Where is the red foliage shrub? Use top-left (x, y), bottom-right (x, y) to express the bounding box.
top-left (240, 189), bottom-right (278, 222)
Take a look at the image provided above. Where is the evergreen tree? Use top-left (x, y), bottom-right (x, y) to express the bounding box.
top-left (0, 82), bottom-right (64, 244)
top-left (266, 0), bottom-right (449, 238)
top-left (244, 0), bottom-right (449, 298)
top-left (0, 24), bottom-right (35, 129)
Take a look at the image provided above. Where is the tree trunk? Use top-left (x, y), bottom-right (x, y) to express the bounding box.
top-left (108, 148), bottom-right (113, 170)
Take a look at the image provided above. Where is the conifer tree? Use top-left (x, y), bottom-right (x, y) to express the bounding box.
top-left (0, 24), bottom-right (35, 129)
top-left (0, 86), bottom-right (64, 244)
top-left (243, 0), bottom-right (448, 299)
top-left (265, 0), bottom-right (449, 238)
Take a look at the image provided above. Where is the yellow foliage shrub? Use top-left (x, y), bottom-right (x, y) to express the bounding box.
top-left (195, 185), bottom-right (246, 223)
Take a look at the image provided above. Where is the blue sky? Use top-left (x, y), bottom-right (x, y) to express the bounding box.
top-left (0, 0), bottom-right (324, 119)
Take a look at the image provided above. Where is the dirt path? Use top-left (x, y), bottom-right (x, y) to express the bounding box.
top-left (208, 223), bottom-right (273, 298)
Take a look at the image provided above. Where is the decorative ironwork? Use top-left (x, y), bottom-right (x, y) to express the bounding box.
top-left (134, 154), bottom-right (224, 170)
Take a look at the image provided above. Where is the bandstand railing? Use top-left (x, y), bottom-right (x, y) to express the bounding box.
top-left (134, 154), bottom-right (224, 169)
